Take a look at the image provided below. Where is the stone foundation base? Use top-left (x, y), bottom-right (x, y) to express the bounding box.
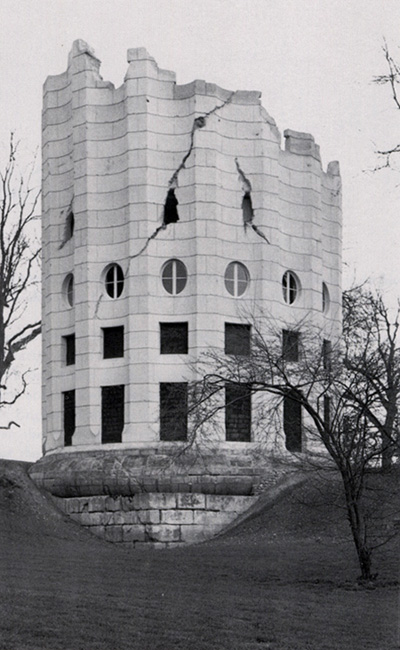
top-left (55, 492), bottom-right (258, 547)
top-left (29, 445), bottom-right (293, 498)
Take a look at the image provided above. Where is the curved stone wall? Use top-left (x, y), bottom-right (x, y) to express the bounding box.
top-left (29, 446), bottom-right (291, 498)
top-left (55, 492), bottom-right (258, 547)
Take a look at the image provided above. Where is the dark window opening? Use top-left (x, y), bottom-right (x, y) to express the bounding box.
top-left (225, 384), bottom-right (251, 442)
top-left (282, 271), bottom-right (299, 304)
top-left (242, 192), bottom-right (254, 226)
top-left (65, 274), bottom-right (74, 307)
top-left (322, 282), bottom-right (330, 312)
top-left (163, 189), bottom-right (179, 225)
top-left (284, 390), bottom-right (302, 452)
top-left (105, 264), bottom-right (124, 299)
top-left (323, 339), bottom-right (332, 371)
top-left (160, 322), bottom-right (188, 354)
top-left (160, 382), bottom-right (188, 441)
top-left (66, 211), bottom-right (74, 239)
top-left (103, 326), bottom-right (124, 359)
top-left (282, 330), bottom-right (299, 362)
top-left (63, 390), bottom-right (75, 447)
top-left (324, 395), bottom-right (331, 430)
top-left (63, 334), bottom-right (75, 366)
top-left (101, 385), bottom-right (124, 443)
top-left (225, 323), bottom-right (251, 355)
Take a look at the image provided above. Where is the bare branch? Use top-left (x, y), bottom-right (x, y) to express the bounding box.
top-left (0, 133), bottom-right (41, 426)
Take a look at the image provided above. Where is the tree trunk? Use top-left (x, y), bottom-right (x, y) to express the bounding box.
top-left (341, 474), bottom-right (374, 581)
top-left (382, 407), bottom-right (397, 472)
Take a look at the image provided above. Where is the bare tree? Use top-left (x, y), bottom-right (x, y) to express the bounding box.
top-left (0, 134), bottom-right (41, 429)
top-left (187, 310), bottom-right (399, 581)
top-left (343, 286), bottom-right (400, 470)
top-left (374, 41), bottom-right (400, 170)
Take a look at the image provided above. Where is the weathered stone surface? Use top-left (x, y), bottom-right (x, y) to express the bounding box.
top-left (88, 496), bottom-right (108, 512)
top-left (78, 512), bottom-right (109, 526)
top-left (105, 496), bottom-right (123, 511)
top-left (122, 525), bottom-right (146, 542)
top-left (146, 524), bottom-right (181, 543)
top-left (205, 495), bottom-right (257, 512)
top-left (136, 509), bottom-right (160, 525)
top-left (161, 509), bottom-right (194, 525)
top-left (176, 493), bottom-right (206, 509)
top-left (119, 497), bottom-right (137, 512)
top-left (137, 493), bottom-right (177, 510)
top-left (192, 510), bottom-right (233, 526)
top-left (104, 525), bottom-right (123, 543)
top-left (111, 510), bottom-right (138, 525)
top-left (29, 448), bottom-right (291, 499)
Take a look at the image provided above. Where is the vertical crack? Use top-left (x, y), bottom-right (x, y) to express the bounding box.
top-left (94, 293), bottom-right (104, 319)
top-left (235, 158), bottom-right (270, 244)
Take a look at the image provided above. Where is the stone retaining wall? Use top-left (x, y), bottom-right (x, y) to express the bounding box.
top-left (29, 446), bottom-right (294, 498)
top-left (56, 492), bottom-right (258, 547)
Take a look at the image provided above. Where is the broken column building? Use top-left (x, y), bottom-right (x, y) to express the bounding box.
top-left (31, 41), bottom-right (342, 536)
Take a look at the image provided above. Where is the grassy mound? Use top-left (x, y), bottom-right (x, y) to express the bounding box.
top-left (0, 460), bottom-right (398, 650)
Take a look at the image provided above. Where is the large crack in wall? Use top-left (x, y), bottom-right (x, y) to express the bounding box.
top-left (235, 158), bottom-right (270, 244)
top-left (59, 201), bottom-right (75, 250)
top-left (168, 92), bottom-right (235, 190)
top-left (128, 92), bottom-right (236, 262)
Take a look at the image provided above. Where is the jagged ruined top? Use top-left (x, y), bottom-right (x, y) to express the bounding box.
top-left (45, 40), bottom-right (339, 174)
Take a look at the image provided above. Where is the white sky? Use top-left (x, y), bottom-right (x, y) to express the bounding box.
top-left (0, 0), bottom-right (399, 460)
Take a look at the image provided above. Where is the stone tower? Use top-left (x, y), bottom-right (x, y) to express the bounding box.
top-left (30, 42), bottom-right (342, 545)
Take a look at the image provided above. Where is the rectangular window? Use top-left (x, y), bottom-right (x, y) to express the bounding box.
top-left (323, 339), bottom-right (332, 371)
top-left (63, 390), bottom-right (75, 447)
top-left (63, 334), bottom-right (75, 366)
top-left (225, 323), bottom-right (251, 355)
top-left (101, 385), bottom-right (124, 443)
top-left (103, 326), bottom-right (124, 359)
top-left (284, 390), bottom-right (302, 452)
top-left (225, 384), bottom-right (251, 442)
top-left (282, 330), bottom-right (299, 362)
top-left (159, 382), bottom-right (188, 441)
top-left (160, 322), bottom-right (188, 354)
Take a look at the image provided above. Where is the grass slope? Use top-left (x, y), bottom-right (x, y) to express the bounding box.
top-left (0, 459), bottom-right (398, 650)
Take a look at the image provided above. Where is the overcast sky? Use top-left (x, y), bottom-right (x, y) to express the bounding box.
top-left (0, 0), bottom-right (399, 460)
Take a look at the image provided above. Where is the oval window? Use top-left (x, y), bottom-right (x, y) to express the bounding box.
top-left (224, 262), bottom-right (250, 297)
top-left (282, 271), bottom-right (299, 304)
top-left (105, 264), bottom-right (124, 299)
top-left (322, 282), bottom-right (330, 313)
top-left (161, 259), bottom-right (187, 295)
top-left (63, 274), bottom-right (74, 307)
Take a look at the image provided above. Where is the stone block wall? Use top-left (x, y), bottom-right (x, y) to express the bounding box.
top-left (29, 446), bottom-right (295, 498)
top-left (56, 492), bottom-right (257, 547)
